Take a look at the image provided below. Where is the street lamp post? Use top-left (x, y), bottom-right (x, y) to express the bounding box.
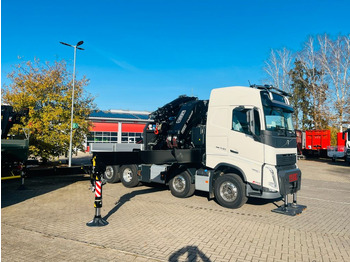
top-left (60, 41), bottom-right (84, 167)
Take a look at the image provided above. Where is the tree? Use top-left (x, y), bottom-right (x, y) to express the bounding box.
top-left (264, 47), bottom-right (294, 92)
top-left (263, 35), bottom-right (350, 131)
top-left (2, 59), bottom-right (95, 161)
top-left (296, 36), bottom-right (330, 129)
top-left (289, 59), bottom-right (329, 130)
top-left (289, 60), bottom-right (312, 129)
top-left (318, 34), bottom-right (350, 131)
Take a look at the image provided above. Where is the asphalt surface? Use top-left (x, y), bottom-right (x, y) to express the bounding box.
top-left (1, 156), bottom-right (350, 262)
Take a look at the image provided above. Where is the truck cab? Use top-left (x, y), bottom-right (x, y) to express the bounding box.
top-left (206, 86), bottom-right (301, 209)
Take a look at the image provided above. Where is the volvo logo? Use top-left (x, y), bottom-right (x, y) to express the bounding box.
top-left (282, 139), bottom-right (292, 147)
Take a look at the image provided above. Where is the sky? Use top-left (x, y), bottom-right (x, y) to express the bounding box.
top-left (2, 0), bottom-right (350, 112)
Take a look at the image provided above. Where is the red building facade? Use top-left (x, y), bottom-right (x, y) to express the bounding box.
top-left (87, 110), bottom-right (150, 149)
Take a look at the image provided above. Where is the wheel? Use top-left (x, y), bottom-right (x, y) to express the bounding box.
top-left (120, 165), bottom-right (139, 188)
top-left (214, 174), bottom-right (247, 209)
top-left (169, 170), bottom-right (195, 198)
top-left (104, 165), bottom-right (120, 183)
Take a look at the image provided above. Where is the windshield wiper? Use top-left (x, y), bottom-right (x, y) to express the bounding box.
top-left (286, 130), bottom-right (296, 137)
top-left (274, 125), bottom-right (286, 136)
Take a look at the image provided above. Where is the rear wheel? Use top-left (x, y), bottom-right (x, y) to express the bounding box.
top-left (169, 170), bottom-right (195, 198)
top-left (104, 165), bottom-right (120, 183)
top-left (120, 165), bottom-right (139, 188)
top-left (214, 174), bottom-right (247, 209)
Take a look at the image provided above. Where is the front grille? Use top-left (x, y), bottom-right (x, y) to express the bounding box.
top-left (276, 154), bottom-right (296, 166)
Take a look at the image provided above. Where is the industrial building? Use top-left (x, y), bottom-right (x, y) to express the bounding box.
top-left (86, 110), bottom-right (150, 150)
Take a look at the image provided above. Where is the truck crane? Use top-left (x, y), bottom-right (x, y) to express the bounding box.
top-left (89, 85), bottom-right (306, 219)
top-left (1, 105), bottom-right (29, 178)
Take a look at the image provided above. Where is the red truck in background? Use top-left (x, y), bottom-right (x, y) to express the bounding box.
top-left (297, 128), bottom-right (350, 164)
top-left (296, 130), bottom-right (330, 157)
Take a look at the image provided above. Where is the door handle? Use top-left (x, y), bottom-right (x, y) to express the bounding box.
top-left (230, 149), bottom-right (239, 154)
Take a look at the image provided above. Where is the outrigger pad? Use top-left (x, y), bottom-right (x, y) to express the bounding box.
top-left (86, 216), bottom-right (109, 227)
top-left (271, 203), bottom-right (307, 216)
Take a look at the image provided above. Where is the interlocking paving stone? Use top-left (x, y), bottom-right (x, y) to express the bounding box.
top-left (2, 158), bottom-right (350, 261)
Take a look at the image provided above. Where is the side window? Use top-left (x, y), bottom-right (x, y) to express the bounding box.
top-left (232, 108), bottom-right (249, 134)
top-left (232, 108), bottom-right (261, 136)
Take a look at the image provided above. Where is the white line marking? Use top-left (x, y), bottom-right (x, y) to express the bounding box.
top-left (302, 186), bottom-right (350, 193)
top-left (299, 196), bottom-right (350, 205)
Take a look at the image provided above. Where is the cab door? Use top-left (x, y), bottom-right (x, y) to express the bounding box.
top-left (228, 106), bottom-right (264, 185)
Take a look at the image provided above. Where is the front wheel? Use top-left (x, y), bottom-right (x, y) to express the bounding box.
top-left (120, 165), bottom-right (139, 188)
top-left (169, 170), bottom-right (195, 198)
top-left (214, 174), bottom-right (247, 209)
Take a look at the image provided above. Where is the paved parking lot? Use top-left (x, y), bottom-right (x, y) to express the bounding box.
top-left (1, 158), bottom-right (350, 262)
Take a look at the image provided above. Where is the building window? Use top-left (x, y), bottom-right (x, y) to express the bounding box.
top-left (87, 131), bottom-right (142, 145)
top-left (87, 131), bottom-right (118, 145)
top-left (121, 132), bottom-right (142, 144)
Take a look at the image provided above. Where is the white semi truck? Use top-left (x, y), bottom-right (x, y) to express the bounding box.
top-left (91, 85), bottom-right (306, 216)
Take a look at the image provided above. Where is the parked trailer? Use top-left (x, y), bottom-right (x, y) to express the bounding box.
top-left (302, 130), bottom-right (331, 157)
top-left (90, 85), bottom-right (306, 219)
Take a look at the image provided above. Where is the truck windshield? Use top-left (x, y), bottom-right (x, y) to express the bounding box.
top-left (263, 106), bottom-right (295, 135)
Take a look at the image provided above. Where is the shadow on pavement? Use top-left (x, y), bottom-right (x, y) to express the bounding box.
top-left (103, 186), bottom-right (167, 221)
top-left (247, 197), bottom-right (282, 206)
top-left (1, 173), bottom-right (89, 208)
top-left (169, 246), bottom-right (211, 262)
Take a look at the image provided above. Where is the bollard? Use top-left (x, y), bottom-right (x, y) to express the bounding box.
top-left (86, 156), bottom-right (108, 227)
top-left (17, 164), bottom-right (27, 190)
top-left (18, 167), bottom-right (26, 190)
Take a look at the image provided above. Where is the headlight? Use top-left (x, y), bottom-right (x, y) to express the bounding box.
top-left (265, 166), bottom-right (278, 190)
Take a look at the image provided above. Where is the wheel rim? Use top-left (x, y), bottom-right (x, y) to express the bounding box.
top-left (123, 168), bottom-right (133, 183)
top-left (105, 166), bottom-right (114, 180)
top-left (219, 181), bottom-right (238, 202)
top-left (172, 175), bottom-right (186, 193)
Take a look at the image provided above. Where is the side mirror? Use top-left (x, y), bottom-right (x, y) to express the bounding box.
top-left (248, 110), bottom-right (255, 135)
top-left (248, 109), bottom-right (260, 141)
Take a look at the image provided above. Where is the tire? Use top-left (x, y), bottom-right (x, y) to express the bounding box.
top-left (104, 165), bottom-right (120, 183)
top-left (120, 165), bottom-right (139, 188)
top-left (169, 170), bottom-right (195, 198)
top-left (214, 174), bottom-right (247, 209)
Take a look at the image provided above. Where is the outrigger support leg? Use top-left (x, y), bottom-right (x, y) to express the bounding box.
top-left (272, 192), bottom-right (307, 216)
top-left (87, 156), bottom-right (108, 227)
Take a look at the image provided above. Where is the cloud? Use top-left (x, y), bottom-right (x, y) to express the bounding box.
top-left (91, 45), bottom-right (138, 71)
top-left (109, 58), bottom-right (138, 71)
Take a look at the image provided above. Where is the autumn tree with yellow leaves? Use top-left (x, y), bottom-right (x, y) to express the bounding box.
top-left (2, 59), bottom-right (95, 161)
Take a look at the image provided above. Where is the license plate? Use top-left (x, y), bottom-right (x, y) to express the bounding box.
top-left (289, 173), bottom-right (298, 182)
